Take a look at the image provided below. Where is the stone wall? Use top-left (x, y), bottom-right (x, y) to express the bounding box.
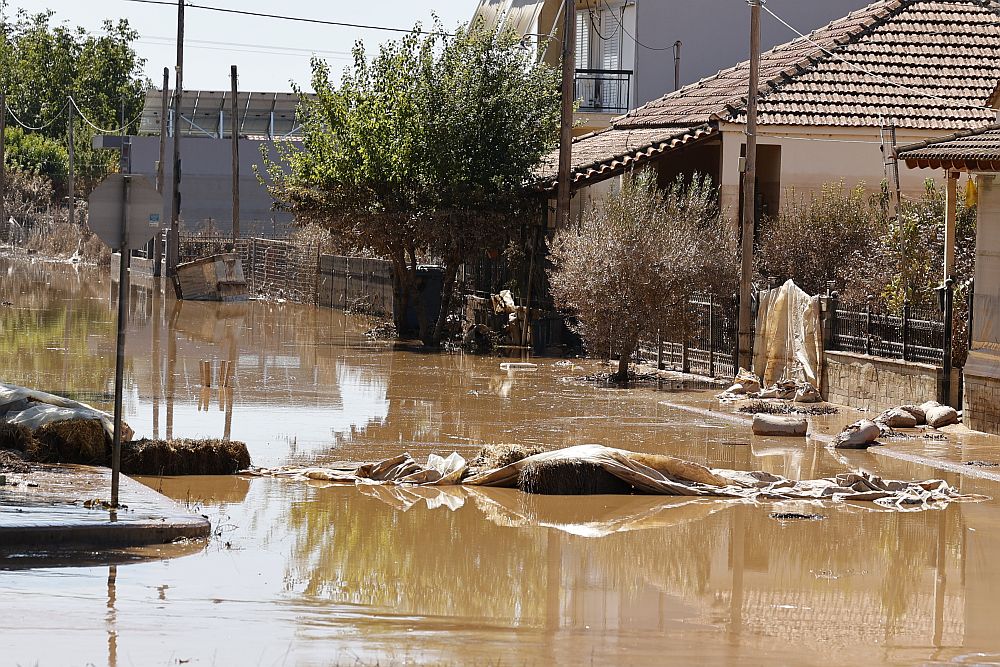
top-left (822, 350), bottom-right (950, 413)
top-left (963, 373), bottom-right (1000, 435)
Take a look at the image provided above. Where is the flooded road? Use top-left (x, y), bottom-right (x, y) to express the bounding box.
top-left (3, 257), bottom-right (1000, 666)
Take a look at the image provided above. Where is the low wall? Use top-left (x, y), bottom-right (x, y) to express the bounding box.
top-left (317, 255), bottom-right (394, 315)
top-left (822, 350), bottom-right (958, 413)
top-left (963, 373), bottom-right (1000, 435)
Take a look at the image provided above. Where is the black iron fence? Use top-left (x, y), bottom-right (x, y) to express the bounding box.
top-left (637, 294), bottom-right (739, 379)
top-left (575, 69), bottom-right (633, 113)
top-left (827, 296), bottom-right (946, 364)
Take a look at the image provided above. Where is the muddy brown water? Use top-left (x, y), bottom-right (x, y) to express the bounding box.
top-left (2, 257), bottom-right (1000, 666)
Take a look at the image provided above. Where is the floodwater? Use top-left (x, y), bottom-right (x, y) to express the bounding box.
top-left (2, 256), bottom-right (1000, 666)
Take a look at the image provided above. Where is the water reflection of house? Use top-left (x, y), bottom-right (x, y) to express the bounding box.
top-left (532, 0), bottom-right (1000, 227)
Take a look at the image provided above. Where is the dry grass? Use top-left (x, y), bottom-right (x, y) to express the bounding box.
top-left (28, 419), bottom-right (109, 464)
top-left (25, 221), bottom-right (111, 266)
top-left (470, 444), bottom-right (546, 471)
top-left (122, 438), bottom-right (251, 475)
top-left (0, 422), bottom-right (33, 452)
top-left (516, 459), bottom-right (634, 495)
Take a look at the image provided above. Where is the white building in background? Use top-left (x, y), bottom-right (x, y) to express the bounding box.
top-left (472, 0), bottom-right (874, 134)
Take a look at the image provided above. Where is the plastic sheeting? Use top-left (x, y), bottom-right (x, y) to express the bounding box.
top-left (0, 382), bottom-right (129, 441)
top-left (254, 444), bottom-right (981, 511)
top-left (752, 279), bottom-right (824, 390)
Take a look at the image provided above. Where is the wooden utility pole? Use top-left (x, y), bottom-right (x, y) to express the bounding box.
top-left (167, 0), bottom-right (185, 277)
top-left (555, 0), bottom-right (575, 229)
top-left (673, 41), bottom-right (682, 91)
top-left (737, 0), bottom-right (761, 371)
top-left (0, 92), bottom-right (6, 232)
top-left (230, 64), bottom-right (240, 243)
top-left (67, 98), bottom-right (75, 226)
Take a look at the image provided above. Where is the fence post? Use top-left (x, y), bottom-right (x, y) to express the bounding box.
top-left (732, 292), bottom-right (740, 374)
top-left (865, 297), bottom-right (873, 356)
top-left (656, 327), bottom-right (664, 371)
top-left (681, 297), bottom-right (690, 374)
top-left (901, 299), bottom-right (910, 361)
top-left (708, 294), bottom-right (716, 378)
top-left (942, 277), bottom-right (954, 406)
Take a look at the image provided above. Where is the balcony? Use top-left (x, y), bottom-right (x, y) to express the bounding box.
top-left (574, 69), bottom-right (633, 114)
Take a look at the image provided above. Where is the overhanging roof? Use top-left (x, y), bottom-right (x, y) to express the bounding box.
top-left (899, 124), bottom-right (1000, 171)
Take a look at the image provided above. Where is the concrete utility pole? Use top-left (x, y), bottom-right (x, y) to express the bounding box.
top-left (167, 0), bottom-right (185, 277)
top-left (0, 92), bottom-right (6, 232)
top-left (230, 64), bottom-right (240, 243)
top-left (673, 41), bottom-right (682, 91)
top-left (67, 98), bottom-right (75, 226)
top-left (555, 0), bottom-right (576, 229)
top-left (737, 0), bottom-right (761, 371)
top-left (154, 67), bottom-right (169, 276)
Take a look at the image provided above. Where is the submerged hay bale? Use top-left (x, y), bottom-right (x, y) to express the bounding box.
top-left (0, 421), bottom-right (34, 452)
top-left (471, 444), bottom-right (546, 471)
top-left (28, 419), bottom-right (109, 464)
top-left (121, 438), bottom-right (251, 475)
top-left (516, 459), bottom-right (634, 496)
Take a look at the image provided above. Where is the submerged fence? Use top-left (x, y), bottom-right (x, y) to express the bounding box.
top-left (637, 294), bottom-right (739, 379)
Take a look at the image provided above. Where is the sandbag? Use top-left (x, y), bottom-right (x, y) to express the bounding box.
top-left (752, 413), bottom-right (808, 437)
top-left (899, 405), bottom-right (927, 425)
top-left (727, 370), bottom-right (761, 396)
top-left (926, 405), bottom-right (959, 428)
top-left (919, 400), bottom-right (942, 416)
top-left (876, 407), bottom-right (919, 429)
top-left (794, 383), bottom-right (821, 403)
top-left (834, 419), bottom-right (881, 449)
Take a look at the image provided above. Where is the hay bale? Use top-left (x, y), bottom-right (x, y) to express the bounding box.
top-left (471, 444), bottom-right (546, 471)
top-left (0, 421), bottom-right (34, 452)
top-left (516, 459), bottom-right (634, 495)
top-left (121, 438), bottom-right (251, 475)
top-left (28, 419), bottom-right (109, 464)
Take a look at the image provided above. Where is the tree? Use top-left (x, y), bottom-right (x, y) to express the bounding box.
top-left (266, 21), bottom-right (560, 345)
top-left (2, 125), bottom-right (68, 185)
top-left (0, 7), bottom-right (148, 194)
top-left (547, 171), bottom-right (736, 382)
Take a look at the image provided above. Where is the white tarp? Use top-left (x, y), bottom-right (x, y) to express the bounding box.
top-left (752, 279), bottom-right (824, 390)
top-left (0, 382), bottom-right (128, 440)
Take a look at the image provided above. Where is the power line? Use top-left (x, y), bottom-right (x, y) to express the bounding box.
top-left (600, 0), bottom-right (675, 51)
top-left (139, 35), bottom-right (352, 58)
top-left (4, 100), bottom-right (70, 131)
top-left (137, 38), bottom-right (352, 59)
top-left (123, 0), bottom-right (454, 37)
top-left (760, 3), bottom-right (993, 113)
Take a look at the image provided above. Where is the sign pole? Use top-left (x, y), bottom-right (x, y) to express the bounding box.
top-left (110, 175), bottom-right (130, 507)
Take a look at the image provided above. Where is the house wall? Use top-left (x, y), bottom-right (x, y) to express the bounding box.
top-left (716, 124), bottom-right (961, 227)
top-left (963, 174), bottom-right (1000, 435)
top-left (128, 135), bottom-right (295, 236)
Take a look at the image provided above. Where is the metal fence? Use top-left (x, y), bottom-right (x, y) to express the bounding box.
top-left (637, 294), bottom-right (739, 379)
top-left (828, 297), bottom-right (946, 364)
top-left (178, 235), bottom-right (320, 304)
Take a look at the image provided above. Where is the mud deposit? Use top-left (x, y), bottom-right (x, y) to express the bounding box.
top-left (3, 257), bottom-right (1000, 666)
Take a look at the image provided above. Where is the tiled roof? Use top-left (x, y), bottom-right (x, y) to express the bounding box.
top-left (541, 0), bottom-right (1000, 187)
top-left (619, 0), bottom-right (1000, 131)
top-left (898, 124), bottom-right (1000, 169)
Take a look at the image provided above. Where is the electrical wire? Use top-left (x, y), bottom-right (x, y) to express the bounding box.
top-left (136, 38), bottom-right (352, 59)
top-left (70, 97), bottom-right (144, 134)
top-left (138, 35), bottom-right (351, 58)
top-left (123, 0), bottom-right (454, 37)
top-left (588, 6), bottom-right (614, 42)
top-left (760, 3), bottom-right (993, 113)
top-left (3, 99), bottom-right (70, 131)
top-left (600, 0), bottom-right (675, 51)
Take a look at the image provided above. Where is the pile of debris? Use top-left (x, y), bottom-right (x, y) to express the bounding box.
top-left (718, 371), bottom-right (823, 405)
top-left (1, 383), bottom-right (250, 475)
top-left (252, 443), bottom-right (981, 510)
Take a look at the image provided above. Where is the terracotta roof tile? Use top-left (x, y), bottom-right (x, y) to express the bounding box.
top-left (898, 124), bottom-right (1000, 168)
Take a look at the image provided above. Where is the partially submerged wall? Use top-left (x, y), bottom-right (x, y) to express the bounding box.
top-left (822, 350), bottom-right (957, 413)
top-left (963, 373), bottom-right (1000, 435)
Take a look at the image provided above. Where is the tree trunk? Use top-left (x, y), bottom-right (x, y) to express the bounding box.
top-left (390, 259), bottom-right (419, 339)
top-left (612, 346), bottom-right (631, 384)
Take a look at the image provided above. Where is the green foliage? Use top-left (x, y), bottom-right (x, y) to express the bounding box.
top-left (2, 125), bottom-right (67, 183)
top-left (267, 19), bottom-right (560, 343)
top-left (0, 8), bottom-right (149, 193)
top-left (548, 171), bottom-right (735, 379)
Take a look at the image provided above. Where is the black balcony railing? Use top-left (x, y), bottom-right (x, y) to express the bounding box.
top-left (574, 68), bottom-right (633, 113)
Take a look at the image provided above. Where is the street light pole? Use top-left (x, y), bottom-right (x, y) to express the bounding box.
top-left (555, 0), bottom-right (575, 229)
top-left (737, 0), bottom-right (761, 371)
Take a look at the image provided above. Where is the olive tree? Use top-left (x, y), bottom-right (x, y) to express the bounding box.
top-left (266, 21), bottom-right (560, 345)
top-left (548, 171), bottom-right (735, 382)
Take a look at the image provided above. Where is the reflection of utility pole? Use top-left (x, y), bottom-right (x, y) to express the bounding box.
top-left (152, 284), bottom-right (162, 440)
top-left (545, 530), bottom-right (562, 662)
top-left (555, 0), bottom-right (576, 230)
top-left (932, 510), bottom-right (947, 647)
top-left (737, 0), bottom-right (761, 371)
top-left (106, 565), bottom-right (118, 667)
top-left (166, 300), bottom-right (181, 439)
top-left (729, 507), bottom-right (745, 637)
